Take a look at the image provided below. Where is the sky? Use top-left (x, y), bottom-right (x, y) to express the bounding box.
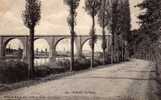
top-left (1, 0), bottom-right (143, 51)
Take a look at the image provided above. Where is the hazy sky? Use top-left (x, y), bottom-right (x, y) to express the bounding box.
top-left (0, 0), bottom-right (143, 35)
top-left (1, 0), bottom-right (143, 51)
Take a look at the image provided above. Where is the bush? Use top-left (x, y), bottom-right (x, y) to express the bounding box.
top-left (34, 65), bottom-right (51, 77)
top-left (0, 60), bottom-right (28, 83)
top-left (54, 59), bottom-right (70, 72)
top-left (55, 59), bottom-right (70, 69)
top-left (73, 58), bottom-right (91, 71)
top-left (74, 57), bottom-right (113, 71)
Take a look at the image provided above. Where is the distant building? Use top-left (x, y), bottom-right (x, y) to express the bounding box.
top-left (34, 48), bottom-right (49, 58)
top-left (5, 48), bottom-right (23, 58)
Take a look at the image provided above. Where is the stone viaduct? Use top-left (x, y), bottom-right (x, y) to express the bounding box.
top-left (0, 34), bottom-right (112, 61)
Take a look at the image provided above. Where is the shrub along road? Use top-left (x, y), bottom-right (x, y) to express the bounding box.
top-left (0, 59), bottom-right (160, 100)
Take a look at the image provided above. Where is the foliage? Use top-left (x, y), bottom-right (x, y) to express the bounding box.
top-left (85, 0), bottom-right (101, 16)
top-left (35, 65), bottom-right (51, 77)
top-left (0, 61), bottom-right (28, 83)
top-left (98, 0), bottom-right (131, 62)
top-left (22, 0), bottom-right (41, 29)
top-left (137, 0), bottom-right (161, 43)
top-left (97, 0), bottom-right (110, 64)
top-left (97, 0), bottom-right (112, 29)
top-left (55, 59), bottom-right (70, 70)
top-left (119, 0), bottom-right (131, 42)
top-left (73, 58), bottom-right (91, 70)
top-left (110, 0), bottom-right (131, 41)
top-left (131, 3), bottom-right (161, 78)
top-left (64, 0), bottom-right (80, 9)
top-left (131, 0), bottom-right (161, 57)
top-left (64, 0), bottom-right (80, 28)
top-left (73, 57), bottom-right (104, 70)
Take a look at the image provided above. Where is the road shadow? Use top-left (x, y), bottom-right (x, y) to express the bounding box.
top-left (125, 70), bottom-right (156, 73)
top-left (65, 76), bottom-right (155, 81)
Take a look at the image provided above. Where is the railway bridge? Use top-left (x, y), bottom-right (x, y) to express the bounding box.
top-left (0, 34), bottom-right (112, 61)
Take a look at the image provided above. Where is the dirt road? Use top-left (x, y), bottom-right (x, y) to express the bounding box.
top-left (0, 59), bottom-right (160, 100)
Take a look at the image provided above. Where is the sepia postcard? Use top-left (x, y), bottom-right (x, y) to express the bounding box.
top-left (0, 0), bottom-right (160, 100)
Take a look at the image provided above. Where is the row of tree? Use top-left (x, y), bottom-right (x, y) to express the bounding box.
top-left (97, 0), bottom-right (131, 63)
top-left (129, 0), bottom-right (161, 76)
top-left (64, 0), bottom-right (131, 70)
top-left (22, 0), bottom-right (131, 78)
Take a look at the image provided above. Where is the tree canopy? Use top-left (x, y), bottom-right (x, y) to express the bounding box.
top-left (137, 0), bottom-right (161, 42)
top-left (23, 0), bottom-right (41, 29)
top-left (85, 0), bottom-right (101, 17)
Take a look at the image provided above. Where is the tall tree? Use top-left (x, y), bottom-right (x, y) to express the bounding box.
top-left (132, 0), bottom-right (161, 58)
top-left (98, 0), bottom-right (109, 65)
top-left (111, 0), bottom-right (119, 63)
top-left (113, 0), bottom-right (131, 61)
top-left (85, 0), bottom-right (101, 69)
top-left (119, 0), bottom-right (131, 57)
top-left (22, 0), bottom-right (41, 78)
top-left (137, 0), bottom-right (161, 43)
top-left (129, 0), bottom-right (161, 66)
top-left (64, 0), bottom-right (80, 71)
top-left (106, 0), bottom-right (131, 63)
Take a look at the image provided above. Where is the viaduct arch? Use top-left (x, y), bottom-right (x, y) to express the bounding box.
top-left (0, 35), bottom-right (112, 62)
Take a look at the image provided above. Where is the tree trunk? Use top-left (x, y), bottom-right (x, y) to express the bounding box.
top-left (103, 49), bottom-right (106, 65)
top-left (153, 50), bottom-right (160, 76)
top-left (91, 46), bottom-right (94, 69)
top-left (70, 1), bottom-right (74, 72)
top-left (123, 41), bottom-right (126, 61)
top-left (29, 27), bottom-right (35, 78)
top-left (121, 40), bottom-right (124, 61)
top-left (102, 28), bottom-right (106, 65)
top-left (115, 36), bottom-right (119, 63)
top-left (102, 0), bottom-right (106, 65)
top-left (112, 33), bottom-right (115, 63)
top-left (70, 33), bottom-right (74, 71)
top-left (111, 9), bottom-right (115, 64)
top-left (90, 13), bottom-right (95, 69)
